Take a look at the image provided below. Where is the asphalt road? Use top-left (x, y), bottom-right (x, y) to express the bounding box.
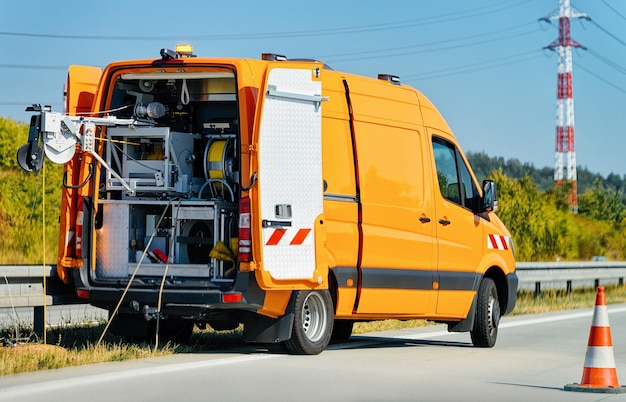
top-left (3, 306), bottom-right (626, 402)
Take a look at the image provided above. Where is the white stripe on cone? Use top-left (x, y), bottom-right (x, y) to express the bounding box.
top-left (592, 305), bottom-right (610, 327)
top-left (584, 346), bottom-right (617, 369)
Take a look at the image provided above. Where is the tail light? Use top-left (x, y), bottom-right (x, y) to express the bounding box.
top-left (75, 196), bottom-right (84, 257)
top-left (222, 292), bottom-right (243, 303)
top-left (76, 289), bottom-right (89, 299)
top-left (238, 197), bottom-right (252, 262)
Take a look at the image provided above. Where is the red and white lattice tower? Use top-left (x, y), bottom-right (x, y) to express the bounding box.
top-left (544, 0), bottom-right (587, 212)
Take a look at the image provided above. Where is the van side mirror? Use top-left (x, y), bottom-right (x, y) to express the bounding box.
top-left (482, 180), bottom-right (498, 212)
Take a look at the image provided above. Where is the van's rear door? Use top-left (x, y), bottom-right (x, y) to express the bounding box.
top-left (57, 65), bottom-right (102, 282)
top-left (251, 64), bottom-right (328, 289)
top-left (65, 65), bottom-right (102, 115)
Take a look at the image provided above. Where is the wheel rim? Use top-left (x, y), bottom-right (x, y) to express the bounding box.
top-left (487, 288), bottom-right (500, 336)
top-left (301, 292), bottom-right (328, 343)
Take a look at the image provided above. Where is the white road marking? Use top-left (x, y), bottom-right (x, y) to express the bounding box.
top-left (500, 306), bottom-right (626, 329)
top-left (4, 306), bottom-right (626, 397)
top-left (1, 354), bottom-right (278, 397)
top-left (344, 306), bottom-right (626, 343)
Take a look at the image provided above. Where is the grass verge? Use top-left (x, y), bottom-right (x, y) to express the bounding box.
top-left (2, 285), bottom-right (624, 376)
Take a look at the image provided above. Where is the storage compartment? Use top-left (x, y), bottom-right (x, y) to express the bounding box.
top-left (95, 200), bottom-right (237, 281)
top-left (94, 70), bottom-right (242, 284)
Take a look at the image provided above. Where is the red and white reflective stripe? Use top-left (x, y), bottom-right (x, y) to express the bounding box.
top-left (487, 234), bottom-right (509, 250)
top-left (265, 228), bottom-right (312, 246)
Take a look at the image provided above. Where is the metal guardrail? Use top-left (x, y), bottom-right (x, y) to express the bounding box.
top-left (516, 261), bottom-right (626, 295)
top-left (1, 262), bottom-right (626, 333)
top-left (0, 265), bottom-right (84, 336)
top-left (3, 262), bottom-right (626, 308)
top-left (0, 265), bottom-right (80, 309)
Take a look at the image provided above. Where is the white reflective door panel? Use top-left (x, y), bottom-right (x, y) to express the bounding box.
top-left (258, 68), bottom-right (323, 280)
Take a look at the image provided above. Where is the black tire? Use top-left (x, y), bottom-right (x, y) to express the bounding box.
top-left (331, 320), bottom-right (354, 342)
top-left (284, 290), bottom-right (333, 355)
top-left (470, 278), bottom-right (500, 348)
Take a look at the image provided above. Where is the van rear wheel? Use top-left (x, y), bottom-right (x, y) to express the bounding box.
top-left (284, 290), bottom-right (333, 355)
top-left (470, 278), bottom-right (500, 348)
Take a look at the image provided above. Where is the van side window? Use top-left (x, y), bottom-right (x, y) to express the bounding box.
top-left (433, 140), bottom-right (460, 203)
top-left (432, 138), bottom-right (479, 211)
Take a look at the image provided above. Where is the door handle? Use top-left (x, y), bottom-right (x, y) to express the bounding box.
top-left (262, 220), bottom-right (292, 228)
top-left (438, 219), bottom-right (451, 226)
top-left (419, 217), bottom-right (431, 223)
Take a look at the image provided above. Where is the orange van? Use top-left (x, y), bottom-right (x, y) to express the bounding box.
top-left (18, 46), bottom-right (517, 354)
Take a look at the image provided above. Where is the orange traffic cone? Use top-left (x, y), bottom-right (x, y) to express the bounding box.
top-left (565, 286), bottom-right (626, 393)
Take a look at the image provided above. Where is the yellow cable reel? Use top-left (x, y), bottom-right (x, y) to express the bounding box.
top-left (205, 138), bottom-right (236, 183)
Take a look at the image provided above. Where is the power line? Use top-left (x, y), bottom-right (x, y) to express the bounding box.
top-left (590, 20), bottom-right (626, 48)
top-left (575, 62), bottom-right (626, 94)
top-left (587, 49), bottom-right (626, 76)
top-left (0, 22), bottom-right (538, 70)
top-left (325, 28), bottom-right (536, 63)
top-left (0, 102), bottom-right (61, 107)
top-left (317, 21), bottom-right (535, 59)
top-left (601, 0), bottom-right (626, 20)
top-left (403, 50), bottom-right (537, 79)
top-left (0, 0), bottom-right (531, 41)
top-left (403, 51), bottom-right (540, 82)
top-left (0, 64), bottom-right (67, 70)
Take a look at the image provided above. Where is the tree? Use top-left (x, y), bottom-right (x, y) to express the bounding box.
top-left (0, 117), bottom-right (27, 169)
top-left (578, 178), bottom-right (626, 224)
top-left (490, 170), bottom-right (614, 261)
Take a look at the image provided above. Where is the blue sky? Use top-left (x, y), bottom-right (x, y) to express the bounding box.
top-left (1, 0), bottom-right (625, 177)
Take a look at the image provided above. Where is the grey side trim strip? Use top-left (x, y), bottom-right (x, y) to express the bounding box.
top-left (332, 266), bottom-right (481, 292)
top-left (361, 268), bottom-right (435, 290)
top-left (331, 267), bottom-right (359, 286)
top-left (438, 271), bottom-right (481, 291)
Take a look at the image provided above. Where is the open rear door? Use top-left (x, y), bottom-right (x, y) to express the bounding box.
top-left (252, 64), bottom-right (328, 289)
top-left (65, 65), bottom-right (102, 115)
top-left (57, 65), bottom-right (102, 283)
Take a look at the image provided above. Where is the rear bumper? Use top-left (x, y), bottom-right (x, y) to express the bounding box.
top-left (80, 286), bottom-right (261, 318)
top-left (72, 269), bottom-right (266, 319)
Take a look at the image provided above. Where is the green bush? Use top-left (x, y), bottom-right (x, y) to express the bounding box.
top-left (0, 117), bottom-right (62, 264)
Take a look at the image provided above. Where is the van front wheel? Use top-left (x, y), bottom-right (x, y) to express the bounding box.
top-left (470, 278), bottom-right (500, 348)
top-left (284, 290), bottom-right (333, 355)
